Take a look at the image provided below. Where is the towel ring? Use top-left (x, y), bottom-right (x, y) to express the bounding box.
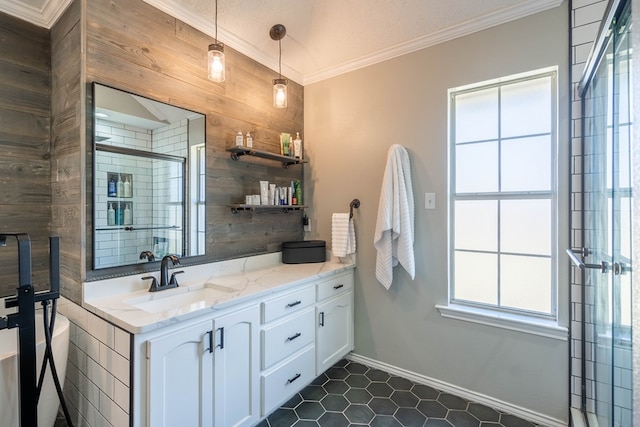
top-left (349, 199), bottom-right (360, 219)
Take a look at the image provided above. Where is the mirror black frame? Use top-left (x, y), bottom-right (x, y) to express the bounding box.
top-left (86, 82), bottom-right (208, 281)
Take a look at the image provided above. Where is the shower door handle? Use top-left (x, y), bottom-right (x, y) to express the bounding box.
top-left (566, 248), bottom-right (609, 273)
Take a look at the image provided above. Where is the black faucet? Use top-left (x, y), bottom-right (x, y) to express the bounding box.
top-left (139, 250), bottom-right (155, 262)
top-left (142, 254), bottom-right (184, 292)
top-left (160, 254), bottom-right (181, 288)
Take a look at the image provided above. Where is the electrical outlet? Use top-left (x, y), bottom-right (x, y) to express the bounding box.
top-left (425, 193), bottom-right (436, 210)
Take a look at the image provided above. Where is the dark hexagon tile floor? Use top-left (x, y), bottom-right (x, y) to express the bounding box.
top-left (257, 359), bottom-right (543, 427)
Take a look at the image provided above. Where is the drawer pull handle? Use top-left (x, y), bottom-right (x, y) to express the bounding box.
top-left (287, 373), bottom-right (301, 384)
top-left (287, 300), bottom-right (302, 308)
top-left (319, 312), bottom-right (325, 327)
top-left (333, 284), bottom-right (344, 290)
top-left (286, 332), bottom-right (301, 342)
top-left (207, 330), bottom-right (213, 353)
top-left (216, 327), bottom-right (224, 349)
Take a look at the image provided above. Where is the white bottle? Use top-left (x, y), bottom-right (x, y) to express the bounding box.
top-left (116, 174), bottom-right (124, 197)
top-left (123, 203), bottom-right (132, 225)
top-left (245, 132), bottom-right (253, 148)
top-left (293, 132), bottom-right (302, 159)
top-left (235, 131), bottom-right (244, 147)
top-left (107, 203), bottom-right (115, 226)
top-left (123, 176), bottom-right (132, 198)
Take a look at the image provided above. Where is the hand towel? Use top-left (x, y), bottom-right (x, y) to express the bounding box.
top-left (373, 144), bottom-right (415, 289)
top-left (332, 213), bottom-right (356, 257)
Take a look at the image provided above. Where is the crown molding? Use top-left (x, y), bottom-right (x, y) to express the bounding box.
top-left (303, 0), bottom-right (565, 84)
top-left (0, 0), bottom-right (73, 28)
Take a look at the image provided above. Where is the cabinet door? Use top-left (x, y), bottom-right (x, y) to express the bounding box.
top-left (147, 320), bottom-right (213, 427)
top-left (316, 291), bottom-right (354, 374)
top-left (213, 305), bottom-right (260, 427)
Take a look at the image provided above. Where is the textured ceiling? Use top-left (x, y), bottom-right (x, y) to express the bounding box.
top-left (1, 0), bottom-right (564, 84)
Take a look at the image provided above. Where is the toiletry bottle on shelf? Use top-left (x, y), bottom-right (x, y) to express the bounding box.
top-left (246, 132), bottom-right (253, 148)
top-left (293, 132), bottom-right (302, 159)
top-left (295, 180), bottom-right (302, 205)
top-left (123, 203), bottom-right (132, 225)
top-left (235, 131), bottom-right (244, 147)
top-left (108, 203), bottom-right (115, 226)
top-left (117, 174), bottom-right (124, 197)
top-left (123, 176), bottom-right (132, 197)
top-left (115, 203), bottom-right (123, 225)
top-left (108, 176), bottom-right (117, 197)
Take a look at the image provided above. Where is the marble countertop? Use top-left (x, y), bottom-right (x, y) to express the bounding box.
top-left (82, 252), bottom-right (355, 334)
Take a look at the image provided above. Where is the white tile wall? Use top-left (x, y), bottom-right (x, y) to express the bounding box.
top-left (94, 119), bottom-right (189, 266)
top-left (58, 298), bottom-right (130, 427)
top-left (570, 0), bottom-right (608, 414)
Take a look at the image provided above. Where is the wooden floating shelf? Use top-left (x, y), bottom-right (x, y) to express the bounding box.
top-left (226, 147), bottom-right (306, 167)
top-left (229, 204), bottom-right (307, 214)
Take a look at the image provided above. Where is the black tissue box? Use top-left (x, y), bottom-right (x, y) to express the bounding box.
top-left (282, 240), bottom-right (326, 264)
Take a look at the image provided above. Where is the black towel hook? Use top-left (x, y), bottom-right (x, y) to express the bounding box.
top-left (349, 199), bottom-right (360, 219)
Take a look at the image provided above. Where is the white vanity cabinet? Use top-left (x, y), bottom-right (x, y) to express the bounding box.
top-left (133, 266), bottom-right (355, 427)
top-left (260, 285), bottom-right (316, 416)
top-left (145, 304), bottom-right (260, 427)
top-left (146, 320), bottom-right (214, 427)
top-left (316, 272), bottom-right (354, 374)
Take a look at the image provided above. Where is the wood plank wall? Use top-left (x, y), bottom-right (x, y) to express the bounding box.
top-left (0, 12), bottom-right (51, 297)
top-left (51, 0), bottom-right (85, 303)
top-left (48, 0), bottom-right (304, 302)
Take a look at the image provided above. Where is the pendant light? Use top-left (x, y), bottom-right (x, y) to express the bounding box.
top-left (270, 24), bottom-right (287, 108)
top-left (207, 0), bottom-right (225, 82)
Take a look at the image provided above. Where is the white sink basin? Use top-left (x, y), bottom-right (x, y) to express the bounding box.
top-left (125, 283), bottom-right (237, 314)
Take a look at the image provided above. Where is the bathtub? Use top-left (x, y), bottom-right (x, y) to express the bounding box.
top-left (0, 311), bottom-right (70, 427)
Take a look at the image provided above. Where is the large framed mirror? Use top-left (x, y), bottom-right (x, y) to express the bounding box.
top-left (92, 83), bottom-right (206, 270)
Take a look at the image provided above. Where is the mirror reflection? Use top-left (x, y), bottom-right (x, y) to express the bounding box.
top-left (92, 83), bottom-right (206, 270)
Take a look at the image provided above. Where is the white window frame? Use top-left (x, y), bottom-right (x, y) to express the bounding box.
top-left (437, 67), bottom-right (567, 340)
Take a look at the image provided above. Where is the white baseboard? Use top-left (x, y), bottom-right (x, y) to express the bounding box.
top-left (346, 352), bottom-right (567, 427)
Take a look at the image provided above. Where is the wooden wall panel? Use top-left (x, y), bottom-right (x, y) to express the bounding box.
top-left (51, 0), bottom-right (84, 303)
top-left (0, 12), bottom-right (51, 297)
top-left (45, 0), bottom-right (303, 302)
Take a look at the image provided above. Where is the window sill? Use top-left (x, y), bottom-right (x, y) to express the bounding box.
top-left (435, 304), bottom-right (568, 341)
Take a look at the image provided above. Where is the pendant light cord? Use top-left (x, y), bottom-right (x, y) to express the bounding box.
top-left (214, 0), bottom-right (218, 42)
top-left (278, 39), bottom-right (282, 79)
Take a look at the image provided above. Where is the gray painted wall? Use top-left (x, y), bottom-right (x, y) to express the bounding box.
top-left (304, 6), bottom-right (569, 422)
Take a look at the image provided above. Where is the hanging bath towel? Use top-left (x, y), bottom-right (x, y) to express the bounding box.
top-left (373, 144), bottom-right (415, 289)
top-left (332, 213), bottom-right (356, 257)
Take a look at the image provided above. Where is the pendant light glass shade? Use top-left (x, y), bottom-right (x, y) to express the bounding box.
top-left (208, 43), bottom-right (225, 82)
top-left (273, 78), bottom-right (288, 108)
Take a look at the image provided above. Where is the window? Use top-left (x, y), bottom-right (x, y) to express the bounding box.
top-left (447, 68), bottom-right (558, 320)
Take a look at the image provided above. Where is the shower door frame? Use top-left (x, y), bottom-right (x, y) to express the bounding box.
top-left (576, 0), bottom-right (633, 425)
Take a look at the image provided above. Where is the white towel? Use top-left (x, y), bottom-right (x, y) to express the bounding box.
top-left (373, 144), bottom-right (415, 289)
top-left (332, 213), bottom-right (356, 257)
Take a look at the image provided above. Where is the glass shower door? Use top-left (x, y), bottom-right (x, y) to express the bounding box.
top-left (579, 2), bottom-right (633, 425)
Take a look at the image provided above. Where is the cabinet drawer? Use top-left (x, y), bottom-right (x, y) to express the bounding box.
top-left (316, 272), bottom-right (354, 301)
top-left (262, 285), bottom-right (315, 324)
top-left (261, 346), bottom-right (315, 416)
top-left (262, 308), bottom-right (315, 370)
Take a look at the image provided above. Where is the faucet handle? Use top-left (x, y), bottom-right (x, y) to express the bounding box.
top-left (142, 276), bottom-right (160, 292)
top-left (170, 270), bottom-right (184, 286)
